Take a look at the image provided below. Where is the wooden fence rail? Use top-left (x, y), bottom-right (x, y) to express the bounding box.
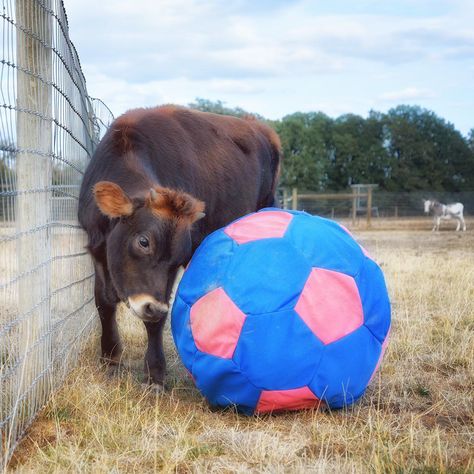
top-left (284, 187), bottom-right (375, 227)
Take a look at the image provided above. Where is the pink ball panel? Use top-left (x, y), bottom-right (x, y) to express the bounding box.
top-left (256, 386), bottom-right (324, 413)
top-left (295, 268), bottom-right (364, 345)
top-left (190, 288), bottom-right (246, 359)
top-left (224, 211), bottom-right (293, 244)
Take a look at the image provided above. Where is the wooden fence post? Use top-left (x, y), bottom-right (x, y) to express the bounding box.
top-left (15, 0), bottom-right (52, 437)
top-left (292, 187), bottom-right (298, 210)
top-left (282, 188), bottom-right (288, 209)
top-left (351, 187), bottom-right (357, 226)
top-left (366, 187), bottom-right (373, 228)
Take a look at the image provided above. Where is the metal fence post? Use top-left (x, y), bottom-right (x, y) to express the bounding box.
top-left (15, 0), bottom-right (52, 439)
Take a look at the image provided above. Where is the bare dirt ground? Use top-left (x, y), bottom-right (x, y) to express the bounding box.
top-left (7, 222), bottom-right (474, 473)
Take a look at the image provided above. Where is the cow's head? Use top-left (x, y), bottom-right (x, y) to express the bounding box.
top-left (93, 181), bottom-right (205, 322)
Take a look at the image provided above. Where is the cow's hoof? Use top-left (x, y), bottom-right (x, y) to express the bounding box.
top-left (141, 382), bottom-right (165, 394)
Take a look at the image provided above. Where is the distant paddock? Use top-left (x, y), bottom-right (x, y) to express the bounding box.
top-left (339, 216), bottom-right (474, 232)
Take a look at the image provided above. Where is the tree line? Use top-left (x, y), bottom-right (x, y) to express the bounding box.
top-left (189, 99), bottom-right (474, 192)
top-left (2, 99), bottom-right (473, 194)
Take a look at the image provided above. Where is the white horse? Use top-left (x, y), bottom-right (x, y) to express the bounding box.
top-left (424, 199), bottom-right (466, 232)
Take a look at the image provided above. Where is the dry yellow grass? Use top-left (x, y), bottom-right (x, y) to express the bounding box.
top-left (8, 227), bottom-right (474, 473)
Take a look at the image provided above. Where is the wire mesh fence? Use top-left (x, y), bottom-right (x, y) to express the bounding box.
top-left (282, 188), bottom-right (473, 229)
top-left (0, 0), bottom-right (113, 468)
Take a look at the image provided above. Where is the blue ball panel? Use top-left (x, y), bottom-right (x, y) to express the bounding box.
top-left (310, 325), bottom-right (381, 408)
top-left (224, 239), bottom-right (311, 315)
top-left (356, 258), bottom-right (391, 343)
top-left (234, 309), bottom-right (324, 390)
top-left (178, 231), bottom-right (235, 306)
top-left (171, 209), bottom-right (391, 414)
top-left (170, 295), bottom-right (196, 373)
top-left (192, 352), bottom-right (261, 415)
top-left (286, 214), bottom-right (365, 277)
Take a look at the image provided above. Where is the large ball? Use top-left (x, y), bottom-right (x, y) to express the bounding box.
top-left (171, 209), bottom-right (391, 415)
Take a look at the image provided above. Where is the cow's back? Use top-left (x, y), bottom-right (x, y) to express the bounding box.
top-left (79, 105), bottom-right (281, 244)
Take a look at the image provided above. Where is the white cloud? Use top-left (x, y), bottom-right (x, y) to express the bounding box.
top-left (67, 0), bottom-right (474, 84)
top-left (207, 80), bottom-right (263, 95)
top-left (83, 68), bottom-right (263, 116)
top-left (64, 0), bottom-right (473, 133)
top-left (379, 87), bottom-right (436, 102)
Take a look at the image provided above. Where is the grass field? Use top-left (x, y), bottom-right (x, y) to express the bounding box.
top-left (8, 223), bottom-right (474, 473)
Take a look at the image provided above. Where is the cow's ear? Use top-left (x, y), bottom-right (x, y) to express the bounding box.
top-left (93, 181), bottom-right (133, 218)
top-left (147, 186), bottom-right (205, 223)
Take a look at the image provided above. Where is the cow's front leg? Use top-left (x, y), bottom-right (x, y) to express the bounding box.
top-left (455, 218), bottom-right (461, 231)
top-left (94, 262), bottom-right (122, 365)
top-left (143, 318), bottom-right (167, 391)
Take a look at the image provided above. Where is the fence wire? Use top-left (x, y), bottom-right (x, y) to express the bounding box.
top-left (283, 189), bottom-right (474, 222)
top-left (0, 0), bottom-right (113, 468)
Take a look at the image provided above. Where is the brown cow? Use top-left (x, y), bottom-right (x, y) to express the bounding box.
top-left (78, 105), bottom-right (281, 390)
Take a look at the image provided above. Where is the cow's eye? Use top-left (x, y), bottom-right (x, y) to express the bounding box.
top-left (138, 236), bottom-right (149, 249)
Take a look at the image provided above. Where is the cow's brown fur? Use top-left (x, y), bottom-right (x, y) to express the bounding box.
top-left (146, 186), bottom-right (205, 223)
top-left (78, 105), bottom-right (281, 387)
top-left (93, 181), bottom-right (134, 218)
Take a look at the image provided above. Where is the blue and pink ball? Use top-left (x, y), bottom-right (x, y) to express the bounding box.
top-left (171, 209), bottom-right (391, 415)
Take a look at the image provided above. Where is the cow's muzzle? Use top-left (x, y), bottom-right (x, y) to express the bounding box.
top-left (128, 294), bottom-right (169, 322)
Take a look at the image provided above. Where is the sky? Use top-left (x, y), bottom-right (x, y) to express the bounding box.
top-left (66, 0), bottom-right (474, 136)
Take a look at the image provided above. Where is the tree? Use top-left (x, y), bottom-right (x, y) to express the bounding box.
top-left (188, 98), bottom-right (262, 119)
top-left (319, 112), bottom-right (391, 190)
top-left (468, 128), bottom-right (474, 153)
top-left (188, 99), bottom-right (474, 192)
top-left (383, 106), bottom-right (474, 191)
top-left (275, 112), bottom-right (332, 191)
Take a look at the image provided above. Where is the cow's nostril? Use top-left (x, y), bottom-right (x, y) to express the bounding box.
top-left (143, 303), bottom-right (153, 316)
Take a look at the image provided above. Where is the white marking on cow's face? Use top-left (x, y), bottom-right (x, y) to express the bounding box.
top-left (424, 200), bottom-right (431, 214)
top-left (128, 294), bottom-right (169, 322)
